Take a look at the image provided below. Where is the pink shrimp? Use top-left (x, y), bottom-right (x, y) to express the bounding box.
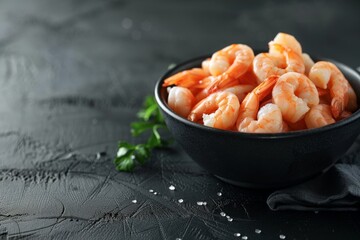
top-left (222, 84), bottom-right (255, 103)
top-left (206, 44), bottom-right (254, 93)
top-left (304, 104), bottom-right (335, 129)
top-left (167, 86), bottom-right (195, 118)
top-left (188, 91), bottom-right (240, 130)
top-left (272, 72), bottom-right (319, 123)
top-left (252, 53), bottom-right (286, 83)
top-left (201, 58), bottom-right (211, 75)
top-left (269, 32), bottom-right (302, 57)
top-left (236, 76), bottom-right (278, 131)
top-left (163, 68), bottom-right (209, 89)
top-left (253, 43), bottom-right (305, 82)
top-left (239, 103), bottom-right (286, 133)
top-left (302, 53), bottom-right (315, 76)
top-left (308, 61), bottom-right (349, 118)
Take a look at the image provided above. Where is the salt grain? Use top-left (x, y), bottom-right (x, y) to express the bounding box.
top-left (178, 199), bottom-right (184, 203)
top-left (242, 236), bottom-right (248, 240)
top-left (217, 192), bottom-right (222, 196)
top-left (220, 212), bottom-right (226, 217)
top-left (227, 218), bottom-right (233, 222)
top-left (149, 189), bottom-right (154, 193)
top-left (169, 185), bottom-right (176, 191)
top-left (234, 233), bottom-right (241, 237)
top-left (255, 229), bottom-right (262, 234)
top-left (197, 201), bottom-right (203, 206)
top-left (279, 234), bottom-right (286, 239)
top-left (132, 199), bottom-right (137, 203)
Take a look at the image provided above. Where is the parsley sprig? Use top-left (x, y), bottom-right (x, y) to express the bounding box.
top-left (114, 96), bottom-right (170, 172)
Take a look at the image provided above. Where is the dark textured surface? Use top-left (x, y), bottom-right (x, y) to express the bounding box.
top-left (0, 0), bottom-right (359, 239)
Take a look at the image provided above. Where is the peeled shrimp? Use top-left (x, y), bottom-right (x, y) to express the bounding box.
top-left (304, 104), bottom-right (335, 129)
top-left (168, 86), bottom-right (195, 118)
top-left (188, 91), bottom-right (240, 130)
top-left (273, 72), bottom-right (319, 123)
top-left (206, 44), bottom-right (254, 92)
top-left (236, 76), bottom-right (278, 131)
top-left (253, 43), bottom-right (305, 82)
top-left (239, 103), bottom-right (286, 133)
top-left (269, 32), bottom-right (302, 57)
top-left (302, 53), bottom-right (315, 76)
top-left (253, 53), bottom-right (286, 83)
top-left (201, 58), bottom-right (211, 75)
top-left (269, 43), bottom-right (305, 74)
top-left (308, 61), bottom-right (349, 118)
top-left (222, 84), bottom-right (255, 103)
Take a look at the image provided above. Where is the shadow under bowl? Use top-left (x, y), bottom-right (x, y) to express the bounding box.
top-left (155, 54), bottom-right (360, 189)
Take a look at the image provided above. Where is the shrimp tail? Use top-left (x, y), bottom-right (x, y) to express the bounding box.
top-left (163, 68), bottom-right (208, 87)
top-left (254, 75), bottom-right (279, 99)
top-left (206, 73), bottom-right (229, 93)
top-left (331, 97), bottom-right (344, 119)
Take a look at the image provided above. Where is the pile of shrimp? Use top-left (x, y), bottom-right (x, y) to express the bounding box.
top-left (163, 33), bottom-right (358, 133)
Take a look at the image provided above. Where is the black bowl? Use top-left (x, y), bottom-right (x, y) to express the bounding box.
top-left (155, 55), bottom-right (360, 189)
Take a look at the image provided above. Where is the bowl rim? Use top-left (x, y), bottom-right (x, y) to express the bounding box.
top-left (155, 55), bottom-right (360, 139)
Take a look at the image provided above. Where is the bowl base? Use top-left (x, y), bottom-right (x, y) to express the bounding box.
top-left (215, 160), bottom-right (337, 189)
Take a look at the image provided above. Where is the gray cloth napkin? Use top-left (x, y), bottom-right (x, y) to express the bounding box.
top-left (267, 140), bottom-right (360, 211)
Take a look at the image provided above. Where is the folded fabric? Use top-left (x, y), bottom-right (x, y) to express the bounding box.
top-left (267, 141), bottom-right (360, 211)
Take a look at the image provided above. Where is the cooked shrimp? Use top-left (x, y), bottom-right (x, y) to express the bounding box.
top-left (168, 86), bottom-right (195, 118)
top-left (188, 92), bottom-right (240, 130)
top-left (304, 104), bottom-right (335, 129)
top-left (308, 61), bottom-right (349, 118)
top-left (206, 44), bottom-right (254, 92)
top-left (163, 68), bottom-right (209, 88)
top-left (236, 76), bottom-right (278, 130)
top-left (269, 43), bottom-right (305, 73)
top-left (222, 84), bottom-right (255, 103)
top-left (239, 103), bottom-right (286, 133)
top-left (302, 53), bottom-right (315, 76)
top-left (269, 32), bottom-right (302, 56)
top-left (253, 53), bottom-right (286, 82)
top-left (202, 58), bottom-right (211, 75)
top-left (273, 72), bottom-right (319, 123)
top-left (253, 44), bottom-right (304, 82)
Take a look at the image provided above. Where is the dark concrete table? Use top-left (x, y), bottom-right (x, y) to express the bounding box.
top-left (0, 0), bottom-right (359, 239)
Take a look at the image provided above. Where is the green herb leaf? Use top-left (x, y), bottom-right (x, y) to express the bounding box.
top-left (114, 96), bottom-right (171, 172)
top-left (131, 121), bottom-right (156, 136)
